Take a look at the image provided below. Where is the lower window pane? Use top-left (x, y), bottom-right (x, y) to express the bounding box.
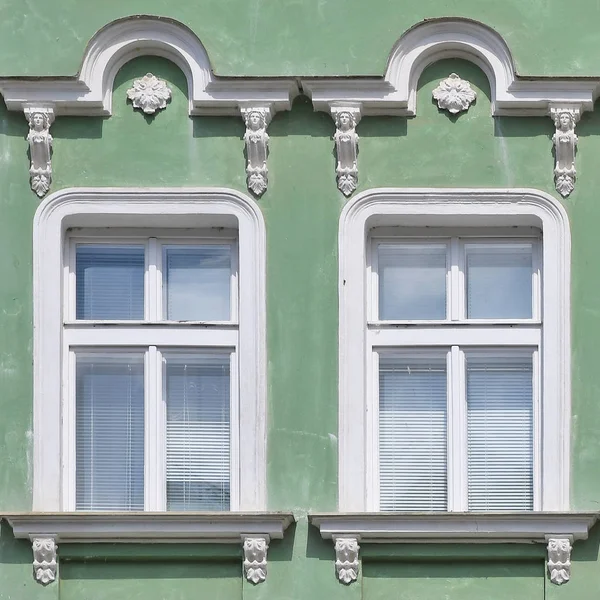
top-left (76, 353), bottom-right (145, 511)
top-left (379, 354), bottom-right (447, 511)
top-left (467, 352), bottom-right (534, 511)
top-left (165, 353), bottom-right (231, 511)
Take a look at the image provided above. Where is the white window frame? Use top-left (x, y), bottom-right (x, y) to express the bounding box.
top-left (338, 188), bottom-right (571, 512)
top-left (33, 188), bottom-right (266, 511)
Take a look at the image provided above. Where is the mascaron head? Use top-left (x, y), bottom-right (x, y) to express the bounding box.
top-left (336, 111), bottom-right (354, 131)
top-left (29, 111), bottom-right (49, 132)
top-left (554, 110), bottom-right (575, 131)
top-left (246, 110), bottom-right (265, 130)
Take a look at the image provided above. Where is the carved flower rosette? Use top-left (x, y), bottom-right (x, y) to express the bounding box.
top-left (432, 73), bottom-right (477, 114)
top-left (126, 73), bottom-right (172, 114)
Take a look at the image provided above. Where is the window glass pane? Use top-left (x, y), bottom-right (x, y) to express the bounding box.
top-left (165, 353), bottom-right (230, 511)
top-left (467, 352), bottom-right (534, 511)
top-left (164, 246), bottom-right (232, 321)
top-left (466, 244), bottom-right (533, 319)
top-left (76, 353), bottom-right (144, 511)
top-left (378, 244), bottom-right (447, 320)
top-left (76, 245), bottom-right (145, 320)
top-left (379, 354), bottom-right (447, 511)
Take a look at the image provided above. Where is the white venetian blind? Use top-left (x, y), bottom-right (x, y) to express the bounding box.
top-left (379, 355), bottom-right (447, 511)
top-left (467, 353), bottom-right (534, 511)
top-left (164, 246), bottom-right (232, 321)
top-left (165, 353), bottom-right (231, 511)
top-left (76, 245), bottom-right (145, 320)
top-left (378, 244), bottom-right (447, 320)
top-left (75, 353), bottom-right (145, 511)
top-left (466, 244), bottom-right (533, 319)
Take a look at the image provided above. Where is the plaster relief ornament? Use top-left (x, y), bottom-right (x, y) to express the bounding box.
top-left (126, 73), bottom-right (172, 115)
top-left (547, 537), bottom-right (572, 585)
top-left (25, 107), bottom-right (54, 197)
top-left (551, 107), bottom-right (580, 197)
top-left (241, 107), bottom-right (272, 196)
top-left (243, 536), bottom-right (269, 584)
top-left (432, 73), bottom-right (477, 114)
top-left (332, 106), bottom-right (361, 196)
top-left (334, 537), bottom-right (359, 584)
top-left (32, 537), bottom-right (57, 585)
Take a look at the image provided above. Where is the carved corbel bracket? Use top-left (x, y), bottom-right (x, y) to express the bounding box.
top-left (333, 535), bottom-right (360, 584)
top-left (330, 104), bottom-right (362, 197)
top-left (550, 105), bottom-right (581, 197)
top-left (24, 106), bottom-right (55, 198)
top-left (547, 536), bottom-right (572, 585)
top-left (242, 535), bottom-right (269, 584)
top-left (240, 105), bottom-right (273, 197)
top-left (31, 536), bottom-right (57, 585)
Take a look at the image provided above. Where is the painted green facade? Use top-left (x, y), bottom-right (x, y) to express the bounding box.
top-left (1, 4), bottom-right (600, 599)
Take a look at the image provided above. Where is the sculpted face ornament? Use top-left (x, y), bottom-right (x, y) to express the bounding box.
top-left (25, 107), bottom-right (54, 197)
top-left (432, 73), bottom-right (477, 114)
top-left (550, 106), bottom-right (580, 197)
top-left (126, 73), bottom-right (172, 115)
top-left (241, 106), bottom-right (272, 196)
top-left (331, 106), bottom-right (361, 196)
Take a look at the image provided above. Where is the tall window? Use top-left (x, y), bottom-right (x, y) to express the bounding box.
top-left (64, 233), bottom-right (237, 511)
top-left (337, 189), bottom-right (570, 513)
top-left (33, 189), bottom-right (266, 512)
top-left (369, 233), bottom-right (540, 511)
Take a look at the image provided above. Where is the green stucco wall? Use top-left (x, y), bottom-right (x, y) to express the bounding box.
top-left (0, 50), bottom-right (600, 598)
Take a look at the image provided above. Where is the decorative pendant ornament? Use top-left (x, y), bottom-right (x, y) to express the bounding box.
top-left (242, 536), bottom-right (269, 583)
top-left (331, 105), bottom-right (361, 196)
top-left (550, 106), bottom-right (580, 197)
top-left (241, 106), bottom-right (272, 196)
top-left (334, 537), bottom-right (360, 584)
top-left (126, 73), bottom-right (172, 114)
top-left (432, 73), bottom-right (477, 114)
top-left (32, 537), bottom-right (57, 585)
top-left (25, 107), bottom-right (54, 198)
top-left (547, 537), bottom-right (572, 585)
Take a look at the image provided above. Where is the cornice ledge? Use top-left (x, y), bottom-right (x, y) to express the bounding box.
top-left (309, 513), bottom-right (597, 544)
top-left (4, 512), bottom-right (294, 544)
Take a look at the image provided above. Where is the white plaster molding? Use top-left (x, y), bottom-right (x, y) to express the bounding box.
top-left (126, 72), bottom-right (172, 114)
top-left (310, 513), bottom-right (597, 544)
top-left (338, 188), bottom-right (571, 512)
top-left (31, 537), bottom-right (57, 585)
top-left (242, 535), bottom-right (269, 583)
top-left (331, 104), bottom-right (361, 196)
top-left (550, 105), bottom-right (580, 197)
top-left (241, 105), bottom-right (273, 197)
top-left (547, 536), bottom-right (572, 585)
top-left (432, 73), bottom-right (476, 114)
top-left (32, 188), bottom-right (267, 511)
top-left (334, 536), bottom-right (360, 584)
top-left (0, 17), bottom-right (298, 116)
top-left (6, 514), bottom-right (293, 543)
top-left (25, 107), bottom-right (54, 197)
top-left (301, 18), bottom-right (600, 116)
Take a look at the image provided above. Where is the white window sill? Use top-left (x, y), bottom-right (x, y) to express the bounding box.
top-left (309, 512), bottom-right (598, 544)
top-left (4, 512), bottom-right (294, 543)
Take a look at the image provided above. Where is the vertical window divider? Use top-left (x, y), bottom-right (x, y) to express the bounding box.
top-left (448, 345), bottom-right (467, 511)
top-left (144, 346), bottom-right (161, 510)
top-left (449, 238), bottom-right (460, 321)
top-left (365, 349), bottom-right (380, 511)
top-left (229, 348), bottom-right (241, 511)
top-left (65, 240), bottom-right (76, 321)
top-left (147, 237), bottom-right (159, 322)
top-left (62, 347), bottom-right (76, 511)
top-left (231, 241), bottom-right (240, 323)
top-left (368, 240), bottom-right (379, 322)
top-left (532, 239), bottom-right (542, 321)
top-left (532, 348), bottom-right (542, 511)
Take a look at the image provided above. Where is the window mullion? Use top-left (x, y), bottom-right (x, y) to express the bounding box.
top-left (365, 348), bottom-right (380, 511)
top-left (449, 237), bottom-right (461, 321)
top-left (144, 345), bottom-right (164, 510)
top-left (533, 348), bottom-right (542, 510)
top-left (448, 345), bottom-right (467, 511)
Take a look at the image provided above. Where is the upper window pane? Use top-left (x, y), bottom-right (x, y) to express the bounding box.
top-left (466, 244), bottom-right (533, 319)
top-left (378, 244), bottom-right (447, 320)
top-left (165, 353), bottom-right (231, 511)
top-left (76, 245), bottom-right (145, 320)
top-left (164, 246), bottom-right (232, 321)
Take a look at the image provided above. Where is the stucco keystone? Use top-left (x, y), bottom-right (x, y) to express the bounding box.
top-left (25, 107), bottom-right (54, 198)
top-left (330, 104), bottom-right (361, 196)
top-left (333, 535), bottom-right (360, 584)
top-left (241, 105), bottom-right (273, 197)
top-left (547, 536), bottom-right (572, 585)
top-left (242, 535), bottom-right (269, 583)
top-left (550, 105), bottom-right (580, 197)
top-left (31, 537), bottom-right (57, 585)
